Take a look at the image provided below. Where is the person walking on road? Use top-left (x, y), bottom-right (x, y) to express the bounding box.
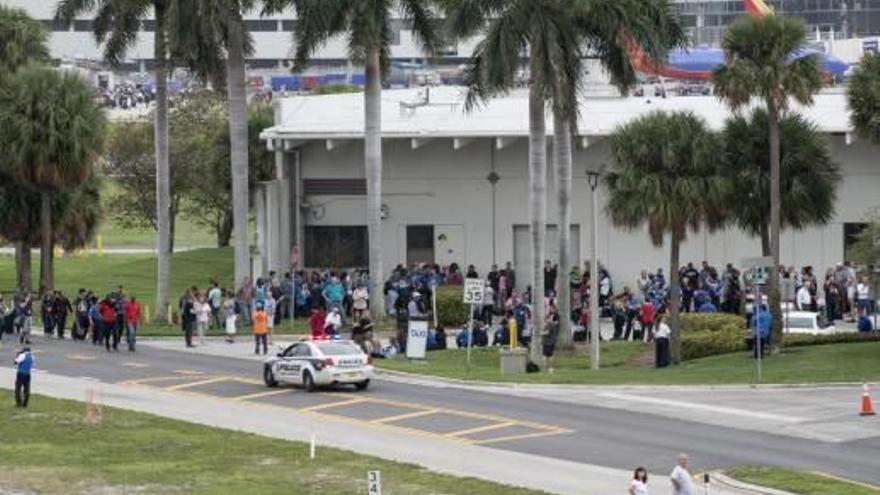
top-left (124, 296), bottom-right (141, 353)
top-left (53, 290), bottom-right (72, 339)
top-left (252, 303), bottom-right (269, 355)
top-left (14, 346), bottom-right (34, 408)
top-left (670, 453), bottom-right (695, 495)
top-left (628, 466), bottom-right (649, 495)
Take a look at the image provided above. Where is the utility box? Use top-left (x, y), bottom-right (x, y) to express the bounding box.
top-left (500, 348), bottom-right (527, 374)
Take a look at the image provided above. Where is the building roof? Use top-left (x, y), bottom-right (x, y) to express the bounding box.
top-left (260, 85), bottom-right (852, 146)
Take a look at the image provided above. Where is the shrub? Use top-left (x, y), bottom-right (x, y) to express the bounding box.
top-left (682, 328), bottom-right (748, 361)
top-left (783, 332), bottom-right (880, 347)
top-left (435, 286), bottom-right (469, 328)
top-left (680, 313), bottom-right (745, 333)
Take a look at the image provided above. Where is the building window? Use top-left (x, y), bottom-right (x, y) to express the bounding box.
top-left (303, 179), bottom-right (366, 196)
top-left (281, 20), bottom-right (298, 32)
top-left (305, 226), bottom-right (368, 268)
top-left (244, 19), bottom-right (278, 32)
top-left (73, 20), bottom-right (94, 32)
top-left (41, 19), bottom-right (70, 32)
top-left (407, 225), bottom-right (434, 266)
top-left (845, 222), bottom-right (869, 263)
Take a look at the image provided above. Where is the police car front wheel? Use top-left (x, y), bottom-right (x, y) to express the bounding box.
top-left (264, 365), bottom-right (278, 387)
top-left (355, 379), bottom-right (370, 391)
top-left (302, 371), bottom-right (317, 392)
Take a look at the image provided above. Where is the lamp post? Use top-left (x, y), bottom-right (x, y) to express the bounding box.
top-left (586, 168), bottom-right (602, 370)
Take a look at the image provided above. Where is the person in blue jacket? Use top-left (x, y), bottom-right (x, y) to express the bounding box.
top-left (751, 304), bottom-right (772, 354)
top-left (14, 346), bottom-right (34, 408)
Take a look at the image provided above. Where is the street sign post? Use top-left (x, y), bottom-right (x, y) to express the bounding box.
top-left (463, 278), bottom-right (484, 375)
top-left (742, 256), bottom-right (773, 382)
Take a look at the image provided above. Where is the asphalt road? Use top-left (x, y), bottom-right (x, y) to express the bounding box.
top-left (4, 334), bottom-right (879, 486)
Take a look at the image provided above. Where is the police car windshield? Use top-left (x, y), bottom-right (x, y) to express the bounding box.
top-left (318, 343), bottom-right (361, 356)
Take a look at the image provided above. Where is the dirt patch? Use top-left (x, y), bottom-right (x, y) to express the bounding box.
top-left (0, 468), bottom-right (182, 495)
top-left (624, 348), bottom-right (655, 367)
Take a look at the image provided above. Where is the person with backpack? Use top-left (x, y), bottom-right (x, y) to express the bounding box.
top-left (88, 296), bottom-right (102, 346)
top-left (100, 297), bottom-right (117, 352)
top-left (72, 289), bottom-right (89, 341)
top-left (41, 290), bottom-right (55, 336)
top-left (52, 290), bottom-right (72, 339)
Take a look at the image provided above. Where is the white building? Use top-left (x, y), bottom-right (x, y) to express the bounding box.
top-left (257, 86), bottom-right (877, 290)
top-left (5, 0), bottom-right (478, 70)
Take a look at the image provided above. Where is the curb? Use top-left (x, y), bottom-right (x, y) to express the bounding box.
top-left (375, 367), bottom-right (875, 392)
top-left (709, 471), bottom-right (797, 495)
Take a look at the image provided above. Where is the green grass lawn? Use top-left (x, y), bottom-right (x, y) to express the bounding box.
top-left (375, 341), bottom-right (880, 385)
top-left (0, 395), bottom-right (547, 495)
top-left (726, 467), bottom-right (880, 495)
top-left (0, 248), bottom-right (233, 305)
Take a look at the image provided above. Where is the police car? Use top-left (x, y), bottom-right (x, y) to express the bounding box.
top-left (263, 340), bottom-right (374, 392)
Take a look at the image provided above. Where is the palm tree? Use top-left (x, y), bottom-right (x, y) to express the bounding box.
top-left (605, 111), bottom-right (725, 365)
top-left (56, 0), bottom-right (176, 322)
top-left (722, 109), bottom-right (841, 255)
top-left (446, 0), bottom-right (685, 362)
top-left (847, 52), bottom-right (880, 144)
top-left (186, 0), bottom-right (256, 289)
top-left (0, 65), bottom-right (106, 291)
top-left (266, 0), bottom-right (439, 320)
top-left (712, 14), bottom-right (821, 350)
top-left (0, 5), bottom-right (49, 74)
top-left (0, 5), bottom-right (51, 289)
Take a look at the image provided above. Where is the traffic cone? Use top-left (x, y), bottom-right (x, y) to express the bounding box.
top-left (860, 384), bottom-right (876, 416)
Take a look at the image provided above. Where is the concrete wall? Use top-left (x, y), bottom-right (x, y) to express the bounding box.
top-left (285, 135), bottom-right (878, 289)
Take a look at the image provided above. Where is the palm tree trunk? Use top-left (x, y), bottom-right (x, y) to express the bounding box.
top-left (760, 222), bottom-right (770, 257)
top-left (528, 52), bottom-right (547, 367)
top-left (365, 45), bottom-right (385, 321)
top-left (39, 190), bottom-right (53, 292)
top-left (15, 242), bottom-right (31, 292)
top-left (226, 10), bottom-right (250, 288)
top-left (153, 6), bottom-right (171, 324)
top-left (669, 233), bottom-right (683, 365)
top-left (553, 110), bottom-right (573, 351)
top-left (767, 102), bottom-right (783, 352)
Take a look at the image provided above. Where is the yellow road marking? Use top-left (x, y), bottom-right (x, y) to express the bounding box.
top-left (445, 421), bottom-right (517, 438)
top-left (473, 428), bottom-right (569, 445)
top-left (122, 362), bottom-right (148, 368)
top-left (369, 408), bottom-right (438, 424)
top-left (300, 398), bottom-right (369, 412)
top-left (232, 389), bottom-right (291, 402)
top-left (67, 354), bottom-right (96, 361)
top-left (165, 376), bottom-right (232, 391)
top-left (173, 369), bottom-right (205, 376)
top-left (118, 375), bottom-right (192, 386)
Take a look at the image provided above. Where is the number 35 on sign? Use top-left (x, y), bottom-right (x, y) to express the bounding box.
top-left (463, 278), bottom-right (485, 304)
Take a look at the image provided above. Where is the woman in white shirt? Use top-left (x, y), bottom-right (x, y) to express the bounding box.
top-left (195, 294), bottom-right (212, 345)
top-left (628, 466), bottom-right (649, 495)
top-left (856, 276), bottom-right (871, 316)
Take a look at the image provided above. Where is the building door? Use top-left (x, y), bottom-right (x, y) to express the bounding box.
top-left (435, 224), bottom-right (466, 268)
top-left (407, 225), bottom-right (435, 266)
top-left (512, 224), bottom-right (581, 291)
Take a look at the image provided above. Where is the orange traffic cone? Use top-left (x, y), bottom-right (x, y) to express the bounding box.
top-left (860, 384), bottom-right (876, 417)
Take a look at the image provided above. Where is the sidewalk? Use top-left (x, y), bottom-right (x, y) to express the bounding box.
top-left (140, 338), bottom-right (880, 444)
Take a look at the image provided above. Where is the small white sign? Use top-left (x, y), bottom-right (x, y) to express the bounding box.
top-left (368, 470), bottom-right (382, 494)
top-left (463, 278), bottom-right (485, 305)
top-left (406, 320), bottom-right (429, 360)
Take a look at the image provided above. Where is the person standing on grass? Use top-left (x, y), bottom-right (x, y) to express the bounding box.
top-left (223, 289), bottom-right (237, 343)
top-left (208, 281), bottom-right (223, 330)
top-left (41, 289), bottom-right (55, 336)
top-left (670, 453), bottom-right (695, 495)
top-left (195, 293), bottom-right (211, 346)
top-left (14, 346), bottom-right (34, 408)
top-left (628, 466), bottom-right (649, 495)
top-left (542, 303), bottom-right (560, 373)
top-left (252, 302), bottom-right (269, 355)
top-left (653, 314), bottom-right (671, 368)
top-left (124, 296), bottom-right (141, 353)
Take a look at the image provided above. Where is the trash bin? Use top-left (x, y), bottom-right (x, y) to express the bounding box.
top-left (655, 337), bottom-right (669, 368)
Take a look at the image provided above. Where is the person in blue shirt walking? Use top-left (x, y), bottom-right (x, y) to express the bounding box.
top-left (751, 304), bottom-right (772, 356)
top-left (14, 346), bottom-right (34, 408)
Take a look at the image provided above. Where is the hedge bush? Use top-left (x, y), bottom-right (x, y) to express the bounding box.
top-left (682, 329), bottom-right (747, 361)
top-left (435, 285), bottom-right (469, 328)
top-left (783, 332), bottom-right (880, 347)
top-left (680, 313), bottom-right (745, 333)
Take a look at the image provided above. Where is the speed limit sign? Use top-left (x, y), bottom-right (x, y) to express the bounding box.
top-left (463, 278), bottom-right (485, 304)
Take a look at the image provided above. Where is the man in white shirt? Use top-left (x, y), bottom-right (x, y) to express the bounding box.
top-left (670, 453), bottom-right (695, 495)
